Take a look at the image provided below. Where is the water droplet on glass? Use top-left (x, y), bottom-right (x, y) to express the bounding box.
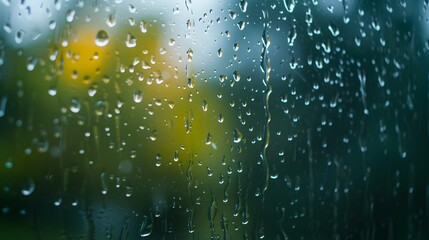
top-left (125, 33), bottom-right (137, 48)
top-left (69, 98), bottom-right (81, 113)
top-left (49, 20), bottom-right (56, 30)
top-left (283, 0), bottom-right (296, 13)
top-left (48, 87), bottom-right (57, 96)
top-left (140, 215), bottom-right (153, 237)
top-left (15, 30), bottom-right (23, 44)
top-left (229, 11), bottom-right (237, 20)
top-left (66, 9), bottom-right (76, 22)
top-left (140, 20), bottom-right (148, 33)
top-left (206, 132), bottom-right (212, 145)
top-left (239, 0), bottom-right (248, 12)
top-left (328, 22), bottom-right (340, 36)
top-left (233, 43), bottom-right (239, 51)
top-left (100, 172), bottom-right (108, 195)
top-left (202, 100), bottom-right (208, 111)
top-left (95, 30), bottom-right (109, 47)
top-left (218, 113), bottom-right (224, 123)
top-left (21, 178), bottom-right (35, 196)
top-left (26, 57), bottom-right (37, 71)
top-left (217, 48), bottom-right (223, 57)
top-left (133, 90), bottom-right (143, 103)
top-left (187, 48), bottom-right (193, 62)
top-left (168, 38), bottom-right (175, 46)
top-left (233, 128), bottom-right (243, 143)
top-left (237, 21), bottom-right (245, 30)
top-left (3, 22), bottom-right (12, 33)
top-left (233, 70), bottom-right (241, 82)
top-left (106, 13), bottom-right (116, 27)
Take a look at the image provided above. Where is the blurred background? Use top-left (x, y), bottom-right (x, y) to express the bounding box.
top-left (0, 0), bottom-right (429, 239)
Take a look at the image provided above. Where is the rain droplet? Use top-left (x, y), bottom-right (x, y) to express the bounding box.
top-left (233, 70), bottom-right (241, 82)
top-left (168, 38), bottom-right (175, 46)
top-left (219, 75), bottom-right (227, 83)
top-left (229, 11), bottom-right (237, 20)
top-left (95, 30), bottom-right (109, 47)
top-left (69, 98), bottom-right (81, 113)
top-left (187, 48), bottom-right (193, 62)
top-left (218, 113), bottom-right (224, 123)
top-left (100, 172), bottom-right (108, 195)
top-left (239, 0), bottom-right (248, 12)
top-left (48, 87), bottom-right (57, 96)
top-left (21, 178), bottom-right (35, 196)
top-left (328, 22), bottom-right (340, 36)
top-left (3, 22), bottom-right (12, 33)
top-left (133, 90), bottom-right (143, 103)
top-left (206, 132), bottom-right (212, 145)
top-left (125, 33), bottom-right (137, 48)
top-left (283, 0), bottom-right (296, 13)
top-left (217, 48), bottom-right (223, 57)
top-left (106, 13), bottom-right (116, 27)
top-left (233, 43), bottom-right (239, 51)
top-left (233, 128), bottom-right (243, 143)
top-left (140, 20), bottom-right (148, 33)
top-left (15, 30), bottom-right (23, 44)
top-left (237, 21), bottom-right (245, 30)
top-left (65, 9), bottom-right (76, 22)
top-left (140, 215), bottom-right (153, 237)
top-left (202, 100), bottom-right (208, 111)
top-left (26, 57), bottom-right (37, 71)
top-left (0, 96), bottom-right (7, 118)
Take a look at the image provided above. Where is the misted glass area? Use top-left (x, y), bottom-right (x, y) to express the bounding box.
top-left (1, 0), bottom-right (429, 239)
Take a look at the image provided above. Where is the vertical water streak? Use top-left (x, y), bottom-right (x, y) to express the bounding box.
top-left (307, 130), bottom-right (314, 235)
top-left (260, 5), bottom-right (272, 198)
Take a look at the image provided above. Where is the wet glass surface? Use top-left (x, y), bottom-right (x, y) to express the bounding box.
top-left (1, 0), bottom-right (429, 239)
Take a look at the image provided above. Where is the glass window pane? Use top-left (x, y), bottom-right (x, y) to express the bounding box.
top-left (0, 0), bottom-right (428, 239)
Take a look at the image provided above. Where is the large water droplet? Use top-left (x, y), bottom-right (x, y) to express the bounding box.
top-left (233, 128), bottom-right (243, 143)
top-left (70, 98), bottom-right (81, 113)
top-left (133, 90), bottom-right (143, 103)
top-left (125, 33), bottom-right (136, 48)
top-left (328, 22), bottom-right (340, 36)
top-left (95, 30), bottom-right (109, 47)
top-left (140, 215), bottom-right (153, 237)
top-left (283, 0), bottom-right (296, 13)
top-left (21, 178), bottom-right (35, 196)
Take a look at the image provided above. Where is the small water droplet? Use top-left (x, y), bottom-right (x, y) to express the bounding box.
top-left (233, 43), bottom-right (239, 51)
top-left (187, 48), bottom-right (193, 62)
top-left (168, 38), bottom-right (175, 46)
top-left (229, 11), bottom-right (237, 20)
top-left (202, 100), bottom-right (208, 111)
top-left (217, 48), bottom-right (223, 57)
top-left (233, 70), bottom-right (241, 82)
top-left (140, 20), bottom-right (148, 33)
top-left (206, 132), bottom-right (212, 145)
top-left (15, 30), bottom-right (23, 44)
top-left (218, 113), bottom-right (224, 123)
top-left (237, 21), bottom-right (245, 30)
